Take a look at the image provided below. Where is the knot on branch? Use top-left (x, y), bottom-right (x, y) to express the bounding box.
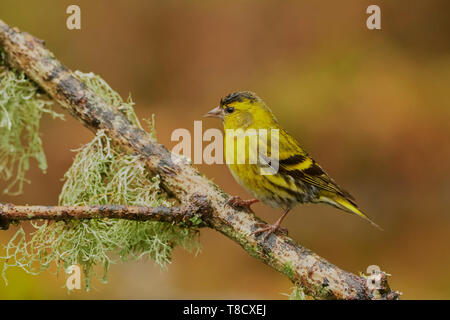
top-left (175, 194), bottom-right (213, 228)
top-left (364, 267), bottom-right (401, 300)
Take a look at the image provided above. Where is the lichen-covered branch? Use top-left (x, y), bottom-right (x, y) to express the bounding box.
top-left (0, 198), bottom-right (210, 230)
top-left (0, 19), bottom-right (400, 300)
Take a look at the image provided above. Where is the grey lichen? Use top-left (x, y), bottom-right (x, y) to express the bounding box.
top-left (1, 70), bottom-right (200, 290)
top-left (0, 49), bottom-right (63, 195)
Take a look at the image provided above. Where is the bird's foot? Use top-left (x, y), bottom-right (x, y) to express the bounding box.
top-left (251, 222), bottom-right (288, 241)
top-left (225, 196), bottom-right (259, 212)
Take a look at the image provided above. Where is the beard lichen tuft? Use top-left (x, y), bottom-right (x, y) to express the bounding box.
top-left (0, 50), bottom-right (63, 195)
top-left (1, 71), bottom-right (200, 290)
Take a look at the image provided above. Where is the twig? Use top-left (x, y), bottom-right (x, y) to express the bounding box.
top-left (0, 196), bottom-right (211, 230)
top-left (0, 19), bottom-right (400, 300)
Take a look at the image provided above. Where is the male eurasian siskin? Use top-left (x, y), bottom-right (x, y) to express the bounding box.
top-left (205, 91), bottom-right (381, 240)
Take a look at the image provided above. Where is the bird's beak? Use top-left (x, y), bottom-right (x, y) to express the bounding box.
top-left (204, 106), bottom-right (223, 120)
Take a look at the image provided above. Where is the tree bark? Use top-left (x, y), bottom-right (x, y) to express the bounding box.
top-left (0, 19), bottom-right (399, 300)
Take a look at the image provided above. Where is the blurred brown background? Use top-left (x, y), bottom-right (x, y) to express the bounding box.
top-left (1, 0), bottom-right (449, 299)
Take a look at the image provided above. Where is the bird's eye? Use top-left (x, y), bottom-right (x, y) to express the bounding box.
top-left (225, 106), bottom-right (235, 114)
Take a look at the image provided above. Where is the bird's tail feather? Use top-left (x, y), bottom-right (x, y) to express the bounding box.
top-left (322, 195), bottom-right (383, 231)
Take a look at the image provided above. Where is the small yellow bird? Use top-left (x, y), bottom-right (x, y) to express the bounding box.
top-left (205, 91), bottom-right (381, 240)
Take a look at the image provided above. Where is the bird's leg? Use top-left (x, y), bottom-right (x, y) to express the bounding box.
top-left (225, 196), bottom-right (259, 212)
top-left (251, 209), bottom-right (290, 241)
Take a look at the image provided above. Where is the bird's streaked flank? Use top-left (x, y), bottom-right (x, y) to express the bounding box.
top-left (205, 91), bottom-right (381, 240)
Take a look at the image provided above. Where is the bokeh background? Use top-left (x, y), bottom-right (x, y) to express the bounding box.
top-left (0, 0), bottom-right (449, 299)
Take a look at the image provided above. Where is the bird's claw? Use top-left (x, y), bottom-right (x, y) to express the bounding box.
top-left (251, 223), bottom-right (288, 241)
top-left (224, 196), bottom-right (259, 212)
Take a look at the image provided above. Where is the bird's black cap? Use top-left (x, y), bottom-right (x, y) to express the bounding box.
top-left (220, 91), bottom-right (258, 106)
